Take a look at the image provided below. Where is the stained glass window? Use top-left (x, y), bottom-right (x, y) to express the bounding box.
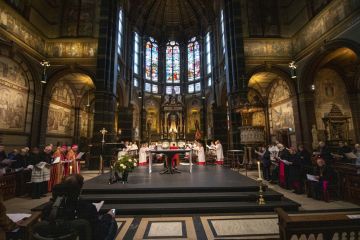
top-left (188, 84), bottom-right (194, 94)
top-left (117, 9), bottom-right (124, 55)
top-left (187, 38), bottom-right (201, 82)
top-left (221, 10), bottom-right (226, 55)
top-left (206, 32), bottom-right (212, 74)
top-left (145, 83), bottom-right (151, 92)
top-left (145, 37), bottom-right (158, 82)
top-left (166, 41), bottom-right (180, 83)
top-left (134, 77), bottom-right (139, 87)
top-left (166, 86), bottom-right (181, 95)
top-left (133, 32), bottom-right (140, 75)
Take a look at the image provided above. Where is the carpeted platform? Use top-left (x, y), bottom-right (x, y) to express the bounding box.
top-left (81, 165), bottom-right (300, 214)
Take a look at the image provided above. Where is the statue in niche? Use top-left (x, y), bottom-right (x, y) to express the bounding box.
top-left (134, 126), bottom-right (139, 140)
top-left (324, 79), bottom-right (335, 98)
top-left (312, 124), bottom-right (318, 150)
top-left (164, 95), bottom-right (170, 104)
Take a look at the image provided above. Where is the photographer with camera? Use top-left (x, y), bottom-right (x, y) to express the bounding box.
top-left (34, 174), bottom-right (118, 240)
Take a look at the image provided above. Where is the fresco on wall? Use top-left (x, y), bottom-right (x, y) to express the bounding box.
top-left (145, 98), bottom-right (159, 132)
top-left (47, 81), bottom-right (74, 135)
top-left (314, 68), bottom-right (354, 137)
top-left (0, 6), bottom-right (45, 53)
top-left (80, 110), bottom-right (89, 138)
top-left (269, 80), bottom-right (295, 133)
top-left (0, 56), bottom-right (28, 131)
top-left (244, 39), bottom-right (292, 57)
top-left (292, 0), bottom-right (360, 54)
top-left (45, 41), bottom-right (97, 58)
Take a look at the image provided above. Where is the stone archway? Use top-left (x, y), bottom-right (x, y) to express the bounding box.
top-left (299, 40), bottom-right (360, 146)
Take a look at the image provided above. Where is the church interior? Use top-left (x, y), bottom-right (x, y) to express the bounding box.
top-left (1, 0), bottom-right (360, 239)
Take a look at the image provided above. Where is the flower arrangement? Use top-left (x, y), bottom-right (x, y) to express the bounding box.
top-left (114, 154), bottom-right (138, 173)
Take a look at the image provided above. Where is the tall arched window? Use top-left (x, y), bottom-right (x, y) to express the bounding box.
top-left (205, 32), bottom-right (212, 87)
top-left (166, 41), bottom-right (180, 84)
top-left (187, 37), bottom-right (201, 93)
top-left (117, 9), bottom-right (124, 55)
top-left (145, 37), bottom-right (158, 93)
top-left (220, 10), bottom-right (226, 56)
top-left (133, 32), bottom-right (140, 87)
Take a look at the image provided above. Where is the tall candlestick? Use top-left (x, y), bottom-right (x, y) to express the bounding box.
top-left (257, 161), bottom-right (261, 179)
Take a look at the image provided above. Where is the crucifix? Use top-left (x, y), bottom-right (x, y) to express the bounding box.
top-left (99, 127), bottom-right (108, 174)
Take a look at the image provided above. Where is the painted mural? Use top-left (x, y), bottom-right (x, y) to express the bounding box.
top-left (45, 41), bottom-right (97, 58)
top-left (292, 0), bottom-right (360, 54)
top-left (244, 39), bottom-right (292, 57)
top-left (314, 68), bottom-right (354, 138)
top-left (47, 81), bottom-right (74, 135)
top-left (252, 111), bottom-right (265, 126)
top-left (0, 5), bottom-right (45, 53)
top-left (0, 56), bottom-right (28, 131)
top-left (268, 80), bottom-right (295, 133)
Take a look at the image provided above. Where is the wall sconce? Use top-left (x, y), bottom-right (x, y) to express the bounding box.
top-left (289, 61), bottom-right (297, 79)
top-left (118, 129), bottom-right (122, 135)
top-left (40, 60), bottom-right (50, 84)
top-left (138, 91), bottom-right (142, 99)
top-left (311, 84), bottom-right (315, 91)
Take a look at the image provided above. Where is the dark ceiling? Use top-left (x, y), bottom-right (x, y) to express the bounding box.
top-left (128, 0), bottom-right (215, 41)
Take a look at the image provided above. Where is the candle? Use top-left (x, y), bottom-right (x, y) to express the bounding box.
top-left (70, 165), bottom-right (73, 174)
top-left (257, 161), bottom-right (261, 179)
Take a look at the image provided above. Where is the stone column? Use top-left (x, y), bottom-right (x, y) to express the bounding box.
top-left (224, 0), bottom-right (247, 149)
top-left (89, 0), bottom-right (118, 169)
top-left (347, 92), bottom-right (360, 143)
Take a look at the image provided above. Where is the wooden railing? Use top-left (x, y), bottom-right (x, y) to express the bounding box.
top-left (276, 208), bottom-right (360, 240)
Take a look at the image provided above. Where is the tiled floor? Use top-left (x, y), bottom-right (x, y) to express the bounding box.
top-left (4, 168), bottom-right (360, 239)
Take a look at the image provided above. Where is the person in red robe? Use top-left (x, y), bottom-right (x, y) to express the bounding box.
top-left (48, 146), bottom-right (64, 191)
top-left (169, 143), bottom-right (180, 168)
top-left (62, 145), bottom-right (71, 177)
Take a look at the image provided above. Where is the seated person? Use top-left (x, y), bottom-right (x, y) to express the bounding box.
top-left (336, 141), bottom-right (352, 162)
top-left (309, 158), bottom-right (335, 200)
top-left (169, 143), bottom-right (179, 168)
top-left (0, 194), bottom-right (19, 239)
top-left (40, 174), bottom-right (117, 240)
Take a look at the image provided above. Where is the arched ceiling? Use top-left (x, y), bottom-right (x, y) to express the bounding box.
top-left (128, 0), bottom-right (215, 41)
top-left (248, 72), bottom-right (281, 96)
top-left (57, 73), bottom-right (95, 96)
top-left (318, 47), bottom-right (358, 77)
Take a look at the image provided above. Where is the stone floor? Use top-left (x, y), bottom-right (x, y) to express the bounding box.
top-left (4, 168), bottom-right (360, 239)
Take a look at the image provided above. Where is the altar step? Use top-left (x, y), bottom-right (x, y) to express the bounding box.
top-left (99, 200), bottom-right (299, 215)
top-left (81, 191), bottom-right (285, 204)
top-left (81, 190), bottom-right (300, 214)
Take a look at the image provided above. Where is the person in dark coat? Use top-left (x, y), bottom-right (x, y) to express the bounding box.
top-left (337, 141), bottom-right (352, 162)
top-left (0, 146), bottom-right (7, 161)
top-left (288, 147), bottom-right (303, 193)
top-left (317, 141), bottom-right (333, 165)
top-left (310, 158), bottom-right (334, 200)
top-left (41, 174), bottom-right (117, 240)
top-left (11, 148), bottom-right (28, 169)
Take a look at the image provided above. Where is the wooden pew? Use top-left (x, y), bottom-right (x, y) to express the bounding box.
top-left (276, 208), bottom-right (360, 240)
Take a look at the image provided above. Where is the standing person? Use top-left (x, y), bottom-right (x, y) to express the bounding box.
top-left (316, 141), bottom-right (333, 165)
top-left (288, 147), bottom-right (303, 193)
top-left (28, 147), bottom-right (45, 199)
top-left (40, 146), bottom-right (52, 195)
top-left (215, 140), bottom-right (224, 165)
top-left (255, 146), bottom-right (271, 181)
top-left (138, 143), bottom-right (149, 166)
top-left (310, 157), bottom-right (334, 200)
top-left (61, 145), bottom-right (70, 177)
top-left (277, 144), bottom-right (291, 188)
top-left (66, 145), bottom-right (77, 174)
top-left (195, 141), bottom-right (205, 165)
top-left (48, 147), bottom-right (64, 191)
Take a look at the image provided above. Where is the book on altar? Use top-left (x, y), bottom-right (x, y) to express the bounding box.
top-left (344, 152), bottom-right (358, 159)
top-left (306, 174), bottom-right (319, 182)
top-left (52, 157), bottom-right (60, 164)
top-left (76, 152), bottom-right (85, 160)
top-left (92, 201), bottom-right (104, 212)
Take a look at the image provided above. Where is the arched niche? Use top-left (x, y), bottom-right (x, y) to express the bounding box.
top-left (0, 47), bottom-right (35, 147)
top-left (186, 98), bottom-right (202, 134)
top-left (46, 80), bottom-right (76, 144)
top-left (314, 68), bottom-right (355, 140)
top-left (268, 79), bottom-right (296, 145)
top-left (144, 97), bottom-right (160, 133)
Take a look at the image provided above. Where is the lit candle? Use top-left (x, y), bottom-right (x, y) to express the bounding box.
top-left (70, 165), bottom-right (73, 174)
top-left (257, 161), bottom-right (261, 179)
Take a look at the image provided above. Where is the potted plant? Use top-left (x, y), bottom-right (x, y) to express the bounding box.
top-left (114, 154), bottom-right (138, 183)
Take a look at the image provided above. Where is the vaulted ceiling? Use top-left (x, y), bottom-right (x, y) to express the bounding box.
top-left (128, 0), bottom-right (215, 41)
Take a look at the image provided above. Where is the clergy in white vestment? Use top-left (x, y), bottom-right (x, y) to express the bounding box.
top-left (194, 142), bottom-right (205, 165)
top-left (139, 143), bottom-right (149, 166)
top-left (215, 140), bottom-right (224, 165)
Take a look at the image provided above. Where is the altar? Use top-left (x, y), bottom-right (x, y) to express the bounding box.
top-left (148, 149), bottom-right (193, 174)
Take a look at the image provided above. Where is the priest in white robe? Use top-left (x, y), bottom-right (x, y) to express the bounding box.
top-left (139, 143), bottom-right (148, 166)
top-left (215, 140), bottom-right (224, 165)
